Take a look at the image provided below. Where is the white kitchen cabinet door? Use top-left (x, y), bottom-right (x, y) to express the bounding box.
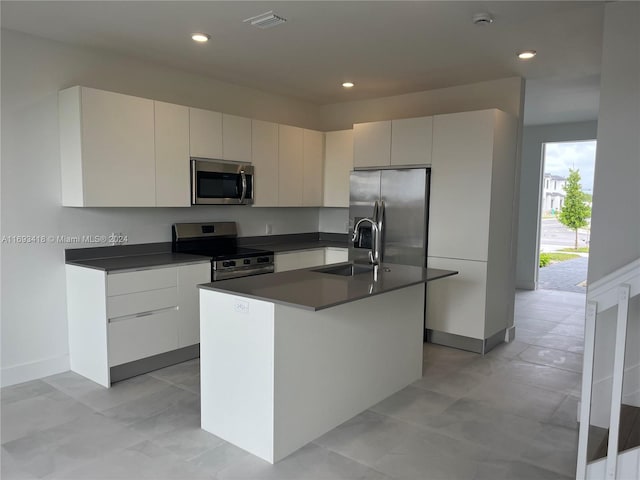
top-left (189, 107), bottom-right (223, 159)
top-left (390, 116), bottom-right (433, 166)
top-left (107, 267), bottom-right (177, 296)
top-left (323, 130), bottom-right (353, 207)
top-left (303, 129), bottom-right (324, 206)
top-left (59, 86), bottom-right (155, 207)
top-left (324, 247), bottom-right (348, 264)
top-left (274, 252), bottom-right (300, 273)
top-left (426, 257), bottom-right (487, 340)
top-left (108, 308), bottom-right (179, 367)
top-left (429, 110), bottom-right (495, 261)
top-left (155, 101), bottom-right (190, 207)
top-left (353, 121), bottom-right (391, 168)
top-left (251, 120), bottom-right (279, 207)
top-left (223, 114), bottom-right (252, 163)
top-left (177, 263), bottom-right (211, 347)
top-left (278, 125), bottom-right (304, 206)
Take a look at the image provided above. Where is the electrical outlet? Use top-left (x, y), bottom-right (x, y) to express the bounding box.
top-left (266, 224), bottom-right (273, 235)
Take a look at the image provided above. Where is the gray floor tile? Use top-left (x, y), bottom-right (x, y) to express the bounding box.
top-left (152, 426), bottom-right (226, 461)
top-left (102, 384), bottom-right (199, 426)
top-left (314, 410), bottom-right (426, 467)
top-left (71, 374), bottom-right (173, 412)
top-left (188, 442), bottom-right (253, 476)
top-left (532, 332), bottom-right (585, 354)
top-left (516, 317), bottom-right (563, 333)
top-left (421, 398), bottom-right (545, 460)
top-left (548, 394), bottom-right (580, 430)
top-left (127, 400), bottom-right (201, 438)
top-left (412, 368), bottom-right (487, 399)
top-left (370, 385), bottom-right (457, 428)
top-left (42, 371), bottom-right (105, 400)
top-left (498, 360), bottom-right (582, 394)
top-left (3, 412), bottom-right (146, 478)
top-left (216, 442), bottom-right (391, 479)
top-left (148, 358), bottom-right (200, 386)
top-left (512, 327), bottom-right (544, 345)
top-left (549, 323), bottom-right (585, 339)
top-left (1, 447), bottom-right (39, 480)
top-left (486, 340), bottom-right (530, 359)
top-left (1, 390), bottom-right (95, 444)
top-left (0, 380), bottom-right (56, 407)
top-left (470, 376), bottom-right (567, 423)
top-left (58, 440), bottom-right (213, 479)
top-left (473, 459), bottom-right (572, 480)
top-left (520, 424), bottom-right (578, 477)
top-left (372, 427), bottom-right (489, 480)
top-left (518, 345), bottom-right (584, 373)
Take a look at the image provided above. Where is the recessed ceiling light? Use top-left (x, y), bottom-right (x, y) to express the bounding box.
top-left (191, 33), bottom-right (211, 43)
top-left (342, 82), bottom-right (355, 88)
top-left (518, 50), bottom-right (537, 60)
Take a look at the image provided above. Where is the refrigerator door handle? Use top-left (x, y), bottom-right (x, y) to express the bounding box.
top-left (378, 200), bottom-right (385, 261)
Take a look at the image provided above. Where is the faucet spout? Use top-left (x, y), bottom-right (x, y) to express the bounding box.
top-left (352, 217), bottom-right (382, 266)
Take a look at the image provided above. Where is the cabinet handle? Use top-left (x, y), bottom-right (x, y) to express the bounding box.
top-left (108, 306), bottom-right (177, 323)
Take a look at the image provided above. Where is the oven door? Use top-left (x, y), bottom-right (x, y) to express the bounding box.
top-left (191, 158), bottom-right (254, 205)
top-left (213, 265), bottom-right (274, 281)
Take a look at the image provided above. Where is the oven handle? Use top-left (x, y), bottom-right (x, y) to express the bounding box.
top-left (213, 265), bottom-right (274, 281)
top-left (239, 170), bottom-right (247, 204)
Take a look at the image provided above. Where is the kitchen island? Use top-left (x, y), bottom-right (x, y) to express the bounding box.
top-left (198, 262), bottom-right (456, 463)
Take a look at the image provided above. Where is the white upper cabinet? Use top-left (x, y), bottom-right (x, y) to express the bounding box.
top-left (429, 110), bottom-right (496, 261)
top-left (278, 124), bottom-right (304, 206)
top-left (353, 117), bottom-right (432, 168)
top-left (303, 129), bottom-right (324, 206)
top-left (390, 116), bottom-right (433, 166)
top-left (155, 101), bottom-right (190, 207)
top-left (189, 107), bottom-right (223, 159)
top-left (353, 121), bottom-right (391, 168)
top-left (222, 114), bottom-right (252, 162)
top-left (323, 130), bottom-right (353, 208)
top-left (251, 120), bottom-right (279, 207)
top-left (59, 86), bottom-right (155, 207)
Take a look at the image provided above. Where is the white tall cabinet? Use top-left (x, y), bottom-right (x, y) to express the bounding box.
top-left (303, 129), bottom-right (324, 206)
top-left (251, 120), bottom-right (280, 207)
top-left (426, 109), bottom-right (518, 351)
top-left (155, 101), bottom-right (190, 207)
top-left (189, 107), bottom-right (223, 159)
top-left (278, 125), bottom-right (304, 206)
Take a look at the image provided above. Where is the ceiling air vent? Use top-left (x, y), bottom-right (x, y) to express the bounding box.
top-left (243, 11), bottom-right (287, 29)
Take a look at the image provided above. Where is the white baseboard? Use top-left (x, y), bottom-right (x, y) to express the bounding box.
top-left (505, 326), bottom-right (517, 342)
top-left (1, 355), bottom-right (70, 387)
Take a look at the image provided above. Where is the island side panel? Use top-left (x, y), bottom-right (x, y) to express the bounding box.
top-left (272, 284), bottom-right (424, 462)
top-left (200, 290), bottom-right (276, 462)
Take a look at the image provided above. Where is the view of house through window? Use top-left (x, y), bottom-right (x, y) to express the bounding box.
top-left (538, 140), bottom-right (597, 292)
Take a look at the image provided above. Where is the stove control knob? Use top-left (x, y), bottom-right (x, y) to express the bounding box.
top-left (223, 261), bottom-right (236, 267)
top-left (243, 259), bottom-right (251, 265)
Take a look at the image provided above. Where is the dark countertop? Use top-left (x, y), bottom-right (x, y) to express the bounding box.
top-left (199, 262), bottom-right (457, 311)
top-left (249, 239), bottom-right (348, 253)
top-left (66, 253), bottom-right (211, 272)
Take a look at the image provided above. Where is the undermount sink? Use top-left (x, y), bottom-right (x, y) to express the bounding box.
top-left (312, 263), bottom-right (374, 277)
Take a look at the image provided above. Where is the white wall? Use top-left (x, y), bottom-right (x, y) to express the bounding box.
top-left (318, 208), bottom-right (349, 234)
top-left (516, 121), bottom-right (598, 290)
top-left (319, 77), bottom-right (525, 131)
top-left (587, 2), bottom-right (640, 425)
top-left (0, 29), bottom-right (321, 386)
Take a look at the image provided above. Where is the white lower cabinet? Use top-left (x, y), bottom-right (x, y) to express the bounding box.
top-left (66, 261), bottom-right (210, 387)
top-left (108, 309), bottom-right (179, 367)
top-left (274, 247), bottom-right (348, 273)
top-left (325, 247), bottom-right (349, 264)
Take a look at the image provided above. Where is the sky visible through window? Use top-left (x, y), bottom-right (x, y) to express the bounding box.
top-left (544, 140), bottom-right (597, 193)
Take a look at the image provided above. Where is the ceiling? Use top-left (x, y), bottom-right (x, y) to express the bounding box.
top-left (1, 1), bottom-right (605, 125)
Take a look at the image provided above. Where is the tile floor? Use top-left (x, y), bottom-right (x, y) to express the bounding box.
top-left (1, 289), bottom-right (585, 479)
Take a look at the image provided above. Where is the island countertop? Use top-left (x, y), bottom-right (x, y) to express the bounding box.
top-left (198, 262), bottom-right (457, 311)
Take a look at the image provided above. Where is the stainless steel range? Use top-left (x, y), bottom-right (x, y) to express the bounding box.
top-left (172, 222), bottom-right (274, 281)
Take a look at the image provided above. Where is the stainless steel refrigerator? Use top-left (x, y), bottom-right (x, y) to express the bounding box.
top-left (349, 168), bottom-right (430, 268)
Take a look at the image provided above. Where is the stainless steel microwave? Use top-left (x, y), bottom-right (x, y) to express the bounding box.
top-left (191, 158), bottom-right (254, 205)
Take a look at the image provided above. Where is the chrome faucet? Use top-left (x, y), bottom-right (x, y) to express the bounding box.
top-left (352, 201), bottom-right (384, 265)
